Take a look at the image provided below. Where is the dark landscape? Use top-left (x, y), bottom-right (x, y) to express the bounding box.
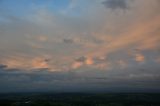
top-left (0, 93), bottom-right (160, 106)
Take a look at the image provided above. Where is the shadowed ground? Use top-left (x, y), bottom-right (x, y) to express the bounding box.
top-left (0, 93), bottom-right (160, 106)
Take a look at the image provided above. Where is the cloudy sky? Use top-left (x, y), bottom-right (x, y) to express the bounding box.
top-left (0, 0), bottom-right (160, 93)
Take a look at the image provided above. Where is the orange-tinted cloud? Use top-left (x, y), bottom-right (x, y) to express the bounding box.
top-left (31, 57), bottom-right (49, 69)
top-left (85, 57), bottom-right (94, 65)
top-left (1, 56), bottom-right (31, 70)
top-left (0, 55), bottom-right (53, 71)
top-left (72, 62), bottom-right (83, 69)
top-left (86, 14), bottom-right (160, 59)
top-left (38, 36), bottom-right (48, 42)
top-left (156, 58), bottom-right (160, 64)
top-left (94, 62), bottom-right (112, 70)
top-left (135, 54), bottom-right (145, 63)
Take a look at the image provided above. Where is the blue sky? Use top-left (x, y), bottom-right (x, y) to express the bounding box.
top-left (0, 0), bottom-right (89, 17)
top-left (0, 0), bottom-right (160, 92)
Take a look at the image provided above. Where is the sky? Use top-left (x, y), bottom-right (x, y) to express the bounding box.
top-left (0, 0), bottom-right (160, 93)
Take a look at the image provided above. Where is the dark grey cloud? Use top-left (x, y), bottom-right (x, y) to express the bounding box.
top-left (102, 0), bottom-right (128, 10)
top-left (75, 56), bottom-right (87, 62)
top-left (0, 59), bottom-right (160, 93)
top-left (63, 38), bottom-right (74, 44)
top-left (0, 64), bottom-right (7, 69)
